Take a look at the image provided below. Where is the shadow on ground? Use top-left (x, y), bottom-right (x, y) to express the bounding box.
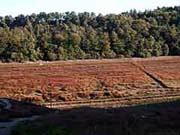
top-left (0, 99), bottom-right (52, 122)
top-left (1, 99), bottom-right (180, 135)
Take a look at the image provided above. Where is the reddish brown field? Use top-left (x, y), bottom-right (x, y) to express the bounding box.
top-left (0, 57), bottom-right (180, 107)
top-left (138, 57), bottom-right (180, 88)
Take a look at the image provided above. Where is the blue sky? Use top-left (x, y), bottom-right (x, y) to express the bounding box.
top-left (0, 0), bottom-right (180, 16)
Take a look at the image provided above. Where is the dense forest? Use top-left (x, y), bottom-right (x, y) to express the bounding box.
top-left (0, 6), bottom-right (180, 62)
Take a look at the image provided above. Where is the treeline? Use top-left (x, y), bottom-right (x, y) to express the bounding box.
top-left (0, 6), bottom-right (180, 62)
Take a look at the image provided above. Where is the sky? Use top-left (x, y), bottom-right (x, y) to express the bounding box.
top-left (0, 0), bottom-right (180, 16)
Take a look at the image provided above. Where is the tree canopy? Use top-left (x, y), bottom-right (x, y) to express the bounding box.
top-left (0, 6), bottom-right (180, 62)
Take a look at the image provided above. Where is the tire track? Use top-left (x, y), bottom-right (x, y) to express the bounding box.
top-left (131, 62), bottom-right (168, 88)
top-left (44, 91), bottom-right (180, 109)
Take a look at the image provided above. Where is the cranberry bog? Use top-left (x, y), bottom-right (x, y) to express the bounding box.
top-left (138, 57), bottom-right (180, 88)
top-left (0, 56), bottom-right (180, 109)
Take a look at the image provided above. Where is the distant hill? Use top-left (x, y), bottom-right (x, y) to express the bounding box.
top-left (0, 6), bottom-right (180, 62)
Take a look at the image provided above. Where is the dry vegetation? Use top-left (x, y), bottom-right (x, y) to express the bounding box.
top-left (139, 57), bottom-right (180, 88)
top-left (0, 57), bottom-right (180, 108)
